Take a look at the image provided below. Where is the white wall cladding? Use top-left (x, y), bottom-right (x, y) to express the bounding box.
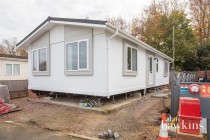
top-left (108, 36), bottom-right (146, 96)
top-left (155, 55), bottom-right (170, 86)
top-left (28, 25), bottom-right (107, 96)
top-left (64, 25), bottom-right (92, 42)
top-left (50, 25), bottom-right (64, 44)
top-left (31, 31), bottom-right (49, 48)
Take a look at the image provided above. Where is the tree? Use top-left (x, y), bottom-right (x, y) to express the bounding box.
top-left (131, 0), bottom-right (164, 48)
top-left (0, 37), bottom-right (27, 56)
top-left (183, 44), bottom-right (210, 70)
top-left (160, 11), bottom-right (196, 70)
top-left (0, 45), bottom-right (6, 54)
top-left (131, 0), bottom-right (196, 70)
top-left (1, 37), bottom-right (17, 55)
top-left (106, 16), bottom-right (130, 33)
top-left (189, 0), bottom-right (210, 44)
top-left (196, 44), bottom-right (210, 70)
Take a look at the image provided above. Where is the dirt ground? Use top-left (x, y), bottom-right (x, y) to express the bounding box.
top-left (0, 93), bottom-right (170, 140)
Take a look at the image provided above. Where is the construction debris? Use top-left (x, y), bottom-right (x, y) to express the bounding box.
top-left (107, 129), bottom-right (113, 138)
top-left (0, 100), bottom-right (12, 115)
top-left (0, 98), bottom-right (21, 116)
top-left (80, 97), bottom-right (103, 108)
top-left (0, 84), bottom-right (10, 103)
top-left (113, 132), bottom-right (120, 139)
top-left (98, 129), bottom-right (119, 139)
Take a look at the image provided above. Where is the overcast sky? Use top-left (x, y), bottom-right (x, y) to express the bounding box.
top-left (0, 0), bottom-right (152, 43)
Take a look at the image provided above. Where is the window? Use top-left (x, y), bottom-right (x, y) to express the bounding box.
top-left (127, 46), bottom-right (137, 72)
top-left (13, 64), bottom-right (20, 75)
top-left (33, 50), bottom-right (38, 71)
top-left (39, 48), bottom-right (47, 71)
top-left (123, 41), bottom-right (138, 76)
top-left (5, 64), bottom-right (12, 75)
top-left (149, 57), bottom-right (152, 73)
top-left (33, 48), bottom-right (47, 72)
top-left (156, 59), bottom-right (158, 72)
top-left (164, 61), bottom-right (169, 76)
top-left (66, 39), bottom-right (88, 71)
top-left (5, 64), bottom-right (20, 76)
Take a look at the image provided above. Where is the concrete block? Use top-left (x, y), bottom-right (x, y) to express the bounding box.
top-left (98, 132), bottom-right (105, 139)
top-left (103, 131), bottom-right (108, 138)
top-left (107, 129), bottom-right (113, 138)
top-left (113, 132), bottom-right (120, 139)
top-left (42, 97), bottom-right (53, 100)
top-left (151, 93), bottom-right (168, 98)
top-left (133, 92), bottom-right (142, 97)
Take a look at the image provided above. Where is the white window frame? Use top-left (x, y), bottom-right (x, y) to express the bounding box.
top-left (126, 45), bottom-right (137, 72)
top-left (5, 63), bottom-right (20, 76)
top-left (65, 39), bottom-right (89, 72)
top-left (32, 47), bottom-right (47, 72)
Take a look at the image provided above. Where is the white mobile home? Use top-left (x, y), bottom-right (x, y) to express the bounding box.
top-left (0, 54), bottom-right (28, 80)
top-left (17, 17), bottom-right (173, 98)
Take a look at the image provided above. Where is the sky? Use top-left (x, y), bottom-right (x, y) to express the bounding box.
top-left (0, 0), bottom-right (152, 43)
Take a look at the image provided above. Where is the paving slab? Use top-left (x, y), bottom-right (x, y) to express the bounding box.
top-left (151, 93), bottom-right (169, 98)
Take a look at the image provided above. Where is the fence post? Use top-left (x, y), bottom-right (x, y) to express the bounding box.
top-left (170, 69), bottom-right (175, 117)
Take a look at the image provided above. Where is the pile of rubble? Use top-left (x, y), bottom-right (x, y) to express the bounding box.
top-left (98, 129), bottom-right (120, 139)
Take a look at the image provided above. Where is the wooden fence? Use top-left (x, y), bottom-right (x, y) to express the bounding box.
top-left (0, 80), bottom-right (28, 99)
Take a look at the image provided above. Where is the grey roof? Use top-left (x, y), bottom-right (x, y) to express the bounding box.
top-left (16, 16), bottom-right (107, 46)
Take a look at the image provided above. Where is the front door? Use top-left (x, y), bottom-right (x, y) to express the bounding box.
top-left (148, 56), bottom-right (154, 85)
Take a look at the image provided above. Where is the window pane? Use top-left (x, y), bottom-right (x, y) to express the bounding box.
top-left (13, 64), bottom-right (20, 75)
top-left (156, 59), bottom-right (158, 72)
top-left (33, 50), bottom-right (38, 71)
top-left (165, 62), bottom-right (168, 75)
top-left (67, 42), bottom-right (78, 70)
top-left (150, 57), bottom-right (152, 73)
top-left (127, 47), bottom-right (131, 70)
top-left (132, 48), bottom-right (137, 71)
top-left (6, 64), bottom-right (12, 75)
top-left (39, 48), bottom-right (47, 71)
top-left (79, 41), bottom-right (88, 69)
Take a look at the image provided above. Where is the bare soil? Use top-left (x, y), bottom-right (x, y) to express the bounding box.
top-left (0, 94), bottom-right (170, 140)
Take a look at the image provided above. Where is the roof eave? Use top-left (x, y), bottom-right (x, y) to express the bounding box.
top-left (17, 17), bottom-right (107, 49)
top-left (106, 23), bottom-right (173, 62)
